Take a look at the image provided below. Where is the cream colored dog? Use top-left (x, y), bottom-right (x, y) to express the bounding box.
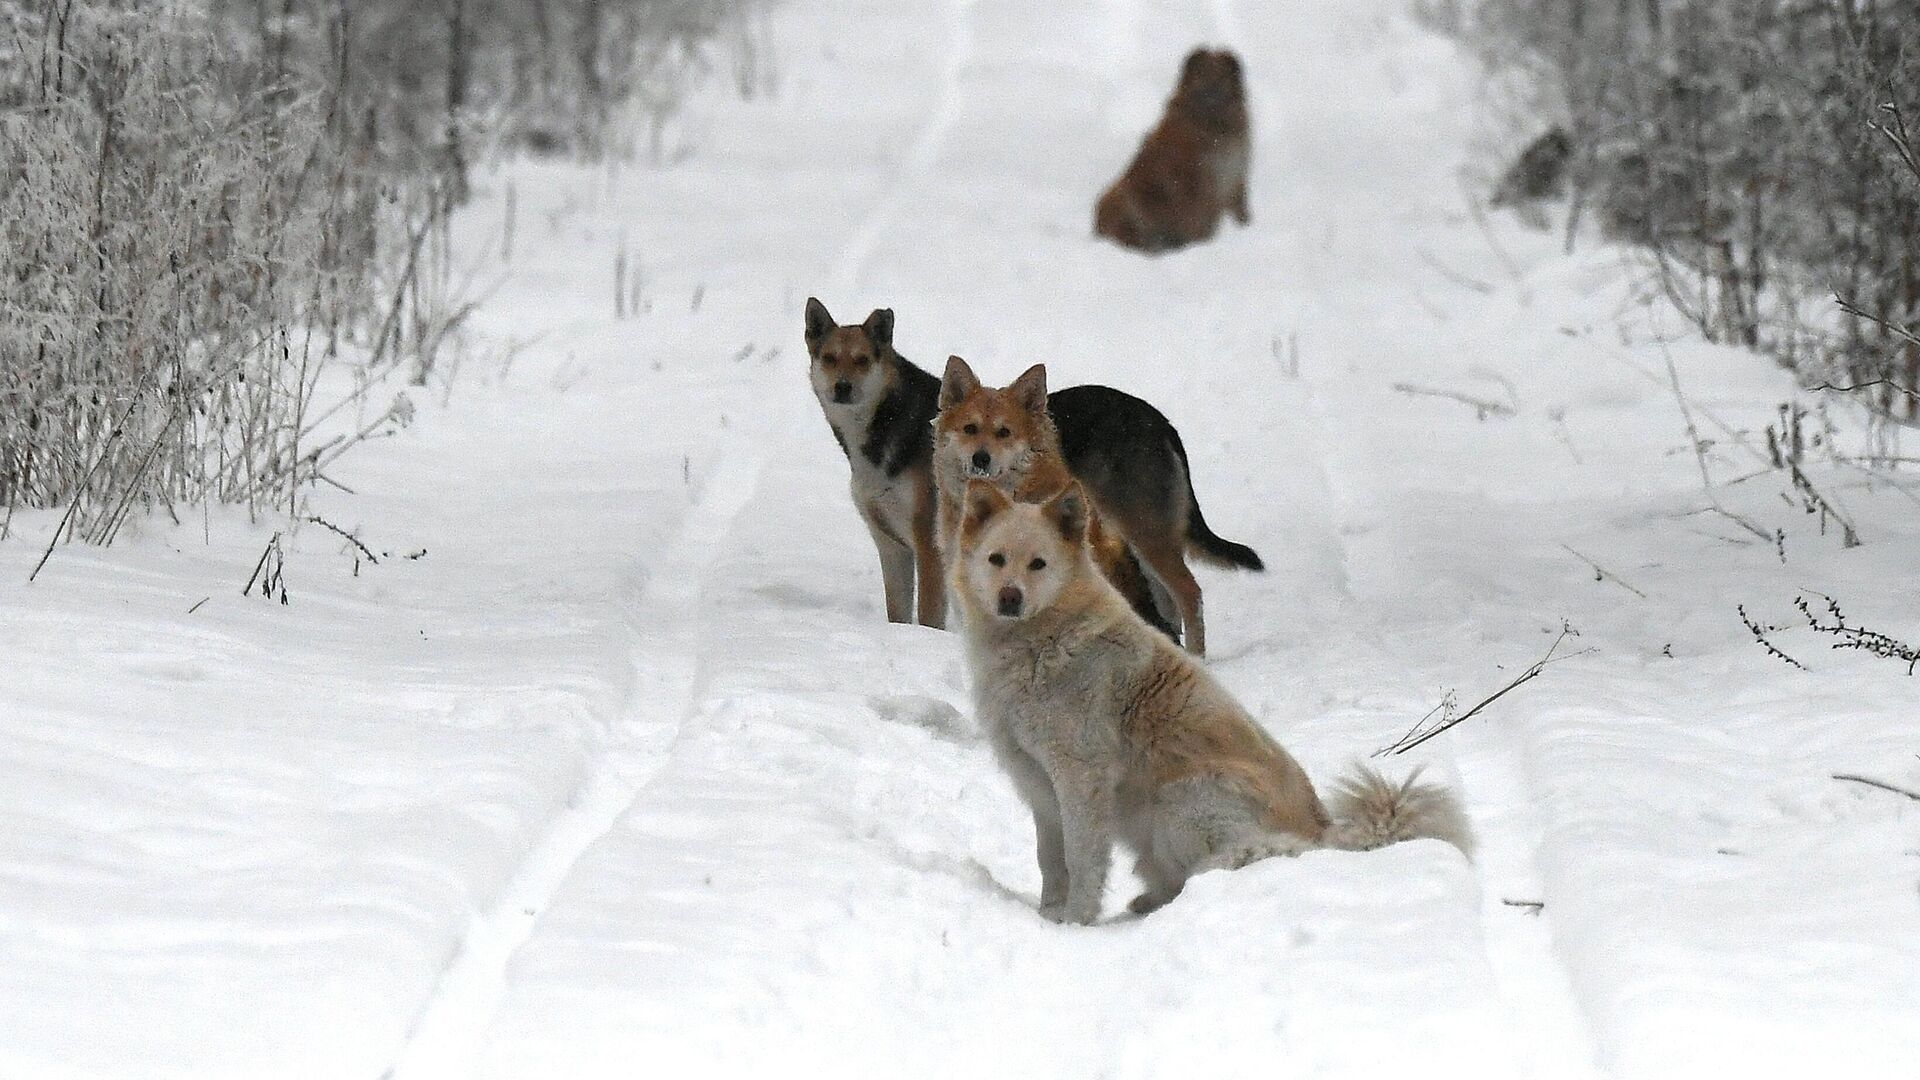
top-left (951, 480), bottom-right (1472, 924)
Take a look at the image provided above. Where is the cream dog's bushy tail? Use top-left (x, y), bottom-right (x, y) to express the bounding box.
top-left (1320, 766), bottom-right (1474, 858)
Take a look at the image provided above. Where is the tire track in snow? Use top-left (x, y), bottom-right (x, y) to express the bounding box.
top-left (1220, 1), bottom-right (1604, 1072)
top-left (1454, 742), bottom-right (1606, 1079)
top-left (388, 4), bottom-right (980, 1070)
top-left (1213, 0), bottom-right (1362, 606)
top-left (826, 0), bottom-right (975, 295)
top-left (385, 452), bottom-right (764, 1080)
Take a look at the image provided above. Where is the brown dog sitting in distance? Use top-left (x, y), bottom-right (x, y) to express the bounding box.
top-left (1094, 47), bottom-right (1250, 254)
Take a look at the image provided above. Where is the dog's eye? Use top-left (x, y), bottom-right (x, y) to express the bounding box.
top-left (988, 552), bottom-right (1006, 567)
top-left (994, 427), bottom-right (1011, 439)
top-left (963, 423), bottom-right (979, 436)
top-left (1028, 557), bottom-right (1047, 571)
top-left (822, 355), bottom-right (838, 367)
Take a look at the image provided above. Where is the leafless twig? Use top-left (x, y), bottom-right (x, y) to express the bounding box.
top-left (1808, 377), bottom-right (1920, 402)
top-left (1559, 544), bottom-right (1648, 599)
top-left (1832, 774), bottom-right (1920, 801)
top-left (1392, 382), bottom-right (1517, 420)
top-left (1665, 352), bottom-right (1772, 542)
top-left (1785, 463), bottom-right (1862, 548)
top-left (1375, 624), bottom-right (1592, 756)
top-left (28, 397), bottom-right (139, 582)
top-left (305, 515), bottom-right (378, 570)
top-left (1416, 247), bottom-right (1495, 294)
top-left (242, 532), bottom-right (289, 604)
top-left (1796, 593), bottom-right (1918, 673)
top-left (1836, 296), bottom-right (1920, 351)
top-left (1739, 604), bottom-right (1807, 670)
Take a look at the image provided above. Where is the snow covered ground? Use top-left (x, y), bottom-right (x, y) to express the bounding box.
top-left (4, 0), bottom-right (1918, 1077)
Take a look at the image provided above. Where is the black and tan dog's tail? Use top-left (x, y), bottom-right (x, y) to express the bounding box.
top-left (1321, 766), bottom-right (1474, 857)
top-left (1166, 426), bottom-right (1264, 571)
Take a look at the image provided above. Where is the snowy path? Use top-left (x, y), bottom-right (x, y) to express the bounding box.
top-left (482, 0), bottom-right (1512, 1075)
top-left (4, 0), bottom-right (1918, 1076)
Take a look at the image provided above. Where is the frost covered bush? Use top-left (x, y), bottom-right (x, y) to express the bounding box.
top-left (1453, 0), bottom-right (1920, 424)
top-left (0, 3), bottom-right (355, 539)
top-left (1, 0), bottom-right (774, 544)
top-left (201, 0), bottom-right (780, 179)
top-left (433, 0), bottom-right (781, 162)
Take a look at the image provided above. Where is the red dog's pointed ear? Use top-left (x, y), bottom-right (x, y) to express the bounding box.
top-left (964, 478), bottom-right (1011, 533)
top-left (1046, 482), bottom-right (1088, 544)
top-left (804, 297), bottom-right (835, 344)
top-left (941, 355), bottom-right (981, 409)
top-left (1008, 363), bottom-right (1047, 413)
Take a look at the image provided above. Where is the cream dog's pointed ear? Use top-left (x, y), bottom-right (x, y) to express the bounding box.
top-left (1008, 363), bottom-right (1047, 413)
top-left (804, 297), bottom-right (835, 345)
top-left (941, 355), bottom-right (981, 409)
top-left (1046, 481), bottom-right (1089, 544)
top-left (964, 478), bottom-right (1011, 533)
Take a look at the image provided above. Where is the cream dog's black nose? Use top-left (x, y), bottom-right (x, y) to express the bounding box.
top-left (997, 586), bottom-right (1023, 617)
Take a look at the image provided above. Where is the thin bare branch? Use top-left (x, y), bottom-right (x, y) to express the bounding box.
top-left (1832, 774), bottom-right (1920, 802)
top-left (1376, 626), bottom-right (1593, 757)
top-left (1560, 544), bottom-right (1649, 599)
top-left (1392, 382), bottom-right (1517, 420)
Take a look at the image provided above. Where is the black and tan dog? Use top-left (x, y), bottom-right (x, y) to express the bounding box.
top-left (804, 297), bottom-right (946, 627)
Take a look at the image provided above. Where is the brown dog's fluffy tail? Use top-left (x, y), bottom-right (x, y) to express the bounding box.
top-left (1321, 766), bottom-right (1474, 857)
top-left (1165, 426), bottom-right (1264, 571)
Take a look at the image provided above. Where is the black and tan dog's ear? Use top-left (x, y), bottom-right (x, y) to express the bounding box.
top-left (863, 308), bottom-right (895, 353)
top-left (941, 355), bottom-right (981, 409)
top-left (1008, 363), bottom-right (1048, 414)
top-left (964, 478), bottom-right (1011, 533)
top-left (1046, 482), bottom-right (1089, 544)
top-left (805, 297), bottom-right (836, 346)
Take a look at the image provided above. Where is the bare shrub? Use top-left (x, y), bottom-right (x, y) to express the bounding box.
top-left (239, 0), bottom-right (783, 167)
top-left (2, 0), bottom-right (776, 555)
top-left (1, 5), bottom-right (354, 540)
top-left (1456, 1), bottom-right (1920, 426)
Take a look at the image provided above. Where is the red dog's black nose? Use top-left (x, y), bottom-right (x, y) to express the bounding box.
top-left (972, 449), bottom-right (992, 471)
top-left (997, 586), bottom-right (1023, 617)
top-left (832, 380), bottom-right (853, 402)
